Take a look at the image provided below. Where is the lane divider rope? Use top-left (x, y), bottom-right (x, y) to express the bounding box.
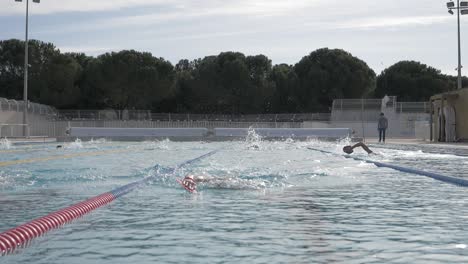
top-left (0, 148), bottom-right (221, 256)
top-left (307, 146), bottom-right (468, 187)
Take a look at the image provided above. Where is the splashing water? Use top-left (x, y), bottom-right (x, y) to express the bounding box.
top-left (89, 138), bottom-right (107, 144)
top-left (245, 127), bottom-right (262, 150)
top-left (144, 139), bottom-right (172, 150)
top-left (0, 138), bottom-right (12, 149)
top-left (66, 138), bottom-right (84, 149)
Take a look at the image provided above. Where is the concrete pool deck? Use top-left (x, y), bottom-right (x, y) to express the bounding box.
top-left (6, 137), bottom-right (57, 145)
top-left (4, 136), bottom-right (468, 151)
top-left (365, 138), bottom-right (468, 150)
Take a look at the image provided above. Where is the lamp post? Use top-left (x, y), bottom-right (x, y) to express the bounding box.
top-left (447, 1), bottom-right (468, 89)
top-left (15, 0), bottom-right (40, 138)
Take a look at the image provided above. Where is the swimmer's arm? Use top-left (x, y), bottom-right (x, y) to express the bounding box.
top-left (351, 142), bottom-right (373, 154)
top-left (194, 176), bottom-right (213, 183)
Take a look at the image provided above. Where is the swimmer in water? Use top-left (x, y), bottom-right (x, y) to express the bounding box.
top-left (342, 142), bottom-right (373, 155)
top-left (180, 174), bottom-right (244, 192)
top-left (179, 174), bottom-right (213, 192)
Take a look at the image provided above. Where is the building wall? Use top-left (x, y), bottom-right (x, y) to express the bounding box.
top-left (452, 89), bottom-right (468, 140)
top-left (431, 88), bottom-right (468, 141)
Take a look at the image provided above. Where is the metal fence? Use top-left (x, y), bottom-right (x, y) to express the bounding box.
top-left (395, 102), bottom-right (431, 113)
top-left (0, 96), bottom-right (432, 139)
top-left (0, 97), bottom-right (57, 117)
top-left (332, 98), bottom-right (430, 113)
top-left (57, 110), bottom-right (332, 122)
top-left (332, 99), bottom-right (384, 111)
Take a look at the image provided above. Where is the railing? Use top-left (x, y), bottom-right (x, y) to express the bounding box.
top-left (395, 102), bottom-right (431, 113)
top-left (332, 98), bottom-right (430, 113)
top-left (0, 97), bottom-right (57, 117)
top-left (57, 110), bottom-right (332, 122)
top-left (332, 99), bottom-right (384, 111)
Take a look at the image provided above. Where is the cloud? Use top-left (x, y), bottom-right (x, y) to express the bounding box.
top-left (0, 0), bottom-right (173, 15)
top-left (0, 0), bottom-right (318, 16)
top-left (336, 16), bottom-right (451, 30)
top-left (58, 45), bottom-right (121, 55)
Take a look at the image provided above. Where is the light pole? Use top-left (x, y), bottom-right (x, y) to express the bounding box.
top-left (447, 1), bottom-right (468, 89)
top-left (15, 0), bottom-right (40, 138)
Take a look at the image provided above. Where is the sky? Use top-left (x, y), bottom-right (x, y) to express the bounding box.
top-left (0, 0), bottom-right (466, 75)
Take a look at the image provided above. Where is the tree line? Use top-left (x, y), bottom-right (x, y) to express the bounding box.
top-left (0, 39), bottom-right (466, 113)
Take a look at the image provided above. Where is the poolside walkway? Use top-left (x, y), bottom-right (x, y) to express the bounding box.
top-left (6, 137), bottom-right (57, 145)
top-left (365, 138), bottom-right (468, 149)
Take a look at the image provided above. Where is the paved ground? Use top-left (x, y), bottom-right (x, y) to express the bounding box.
top-left (7, 137), bottom-right (57, 145)
top-left (365, 138), bottom-right (468, 150)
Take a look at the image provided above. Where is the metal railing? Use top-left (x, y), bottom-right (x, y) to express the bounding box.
top-left (332, 98), bottom-right (430, 113)
top-left (332, 99), bottom-right (384, 111)
top-left (57, 110), bottom-right (332, 122)
top-left (395, 102), bottom-right (430, 113)
top-left (0, 97), bottom-right (57, 117)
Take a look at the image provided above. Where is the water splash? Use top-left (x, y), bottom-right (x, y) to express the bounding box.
top-left (90, 138), bottom-right (107, 144)
top-left (0, 138), bottom-right (12, 149)
top-left (144, 139), bottom-right (171, 150)
top-left (66, 138), bottom-right (84, 149)
top-left (245, 127), bottom-right (262, 150)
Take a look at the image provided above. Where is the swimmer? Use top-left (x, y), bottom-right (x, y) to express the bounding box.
top-left (179, 174), bottom-right (236, 192)
top-left (179, 174), bottom-right (212, 192)
top-left (179, 175), bottom-right (197, 192)
top-left (343, 142), bottom-right (373, 155)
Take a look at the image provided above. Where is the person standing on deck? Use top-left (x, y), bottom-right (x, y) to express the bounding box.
top-left (378, 113), bottom-right (388, 143)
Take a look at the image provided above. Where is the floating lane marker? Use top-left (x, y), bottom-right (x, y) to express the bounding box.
top-left (307, 146), bottom-right (468, 187)
top-left (0, 193), bottom-right (115, 256)
top-left (0, 148), bottom-right (220, 256)
top-left (0, 148), bottom-right (129, 167)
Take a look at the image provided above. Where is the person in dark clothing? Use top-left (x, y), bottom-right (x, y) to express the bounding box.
top-left (378, 113), bottom-right (388, 143)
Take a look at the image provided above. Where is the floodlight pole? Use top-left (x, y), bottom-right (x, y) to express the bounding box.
top-left (457, 0), bottom-right (463, 89)
top-left (23, 0), bottom-right (29, 137)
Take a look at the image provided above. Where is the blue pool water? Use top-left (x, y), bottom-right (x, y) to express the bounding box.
top-left (1, 138), bottom-right (468, 263)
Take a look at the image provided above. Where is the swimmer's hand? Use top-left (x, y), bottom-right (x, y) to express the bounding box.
top-left (181, 176), bottom-right (197, 192)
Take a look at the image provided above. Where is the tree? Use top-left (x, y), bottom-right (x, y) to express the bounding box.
top-left (0, 39), bottom-right (82, 108)
top-left (3, 38), bottom-right (466, 112)
top-left (81, 50), bottom-right (175, 110)
top-left (176, 52), bottom-right (252, 114)
top-left (269, 64), bottom-right (299, 112)
top-left (376, 61), bottom-right (455, 101)
top-left (294, 48), bottom-right (376, 112)
top-left (0, 39), bottom-right (24, 99)
top-left (245, 55), bottom-right (275, 113)
top-left (34, 53), bottom-right (82, 108)
top-left (173, 52), bottom-right (277, 114)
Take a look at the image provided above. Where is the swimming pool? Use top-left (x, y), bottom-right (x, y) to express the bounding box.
top-left (1, 138), bottom-right (468, 263)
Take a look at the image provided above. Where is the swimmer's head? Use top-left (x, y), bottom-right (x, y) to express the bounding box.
top-left (343, 146), bottom-right (353, 154)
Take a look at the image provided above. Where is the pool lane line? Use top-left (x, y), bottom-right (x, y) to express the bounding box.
top-left (0, 148), bottom-right (131, 167)
top-left (0, 148), bottom-right (221, 256)
top-left (307, 146), bottom-right (468, 187)
top-left (0, 149), bottom-right (34, 154)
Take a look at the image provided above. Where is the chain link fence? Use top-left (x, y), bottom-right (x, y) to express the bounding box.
top-left (0, 97), bottom-right (57, 117)
top-left (0, 95), bottom-right (433, 140)
top-left (332, 98), bottom-right (430, 114)
top-left (0, 98), bottom-right (58, 137)
top-left (57, 110), bottom-right (331, 122)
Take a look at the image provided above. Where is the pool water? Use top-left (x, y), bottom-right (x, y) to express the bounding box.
top-left (1, 138), bottom-right (468, 263)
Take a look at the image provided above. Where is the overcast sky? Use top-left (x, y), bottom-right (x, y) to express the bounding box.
top-left (0, 0), bottom-right (466, 75)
